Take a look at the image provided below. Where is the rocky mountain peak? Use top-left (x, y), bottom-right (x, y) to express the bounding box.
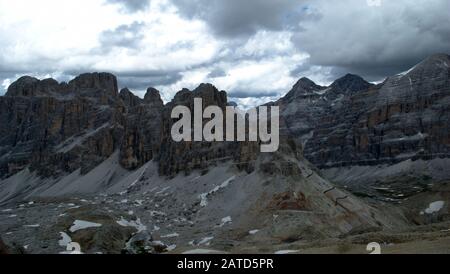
top-left (194, 83), bottom-right (218, 92)
top-left (68, 72), bottom-right (119, 97)
top-left (5, 76), bottom-right (60, 97)
top-left (120, 88), bottom-right (143, 108)
top-left (427, 53), bottom-right (450, 62)
top-left (293, 77), bottom-right (321, 91)
top-left (283, 77), bottom-right (325, 101)
top-left (329, 73), bottom-right (373, 95)
top-left (144, 87), bottom-right (163, 107)
top-left (119, 87), bottom-right (132, 96)
top-left (394, 53), bottom-right (450, 79)
top-left (193, 83), bottom-right (227, 108)
top-left (414, 53), bottom-right (450, 71)
top-left (171, 84), bottom-right (227, 109)
top-left (5, 76), bottom-right (39, 97)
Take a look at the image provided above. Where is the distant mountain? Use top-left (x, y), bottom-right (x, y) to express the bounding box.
top-left (279, 53), bottom-right (450, 169)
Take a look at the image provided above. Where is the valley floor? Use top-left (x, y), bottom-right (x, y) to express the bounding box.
top-left (1, 194), bottom-right (449, 254)
top-left (1, 156), bottom-right (449, 254)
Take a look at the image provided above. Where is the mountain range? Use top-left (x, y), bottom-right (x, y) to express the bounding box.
top-left (0, 53), bottom-right (449, 254)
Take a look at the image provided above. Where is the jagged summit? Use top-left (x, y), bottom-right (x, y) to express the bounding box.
top-left (144, 87), bottom-right (163, 106)
top-left (5, 72), bottom-right (119, 100)
top-left (395, 53), bottom-right (450, 79)
top-left (282, 74), bottom-right (372, 103)
top-left (329, 73), bottom-right (373, 96)
top-left (68, 72), bottom-right (118, 97)
top-left (426, 53), bottom-right (450, 61)
top-left (120, 88), bottom-right (143, 108)
top-left (292, 77), bottom-right (323, 93)
top-left (6, 76), bottom-right (61, 97)
top-left (194, 83), bottom-right (218, 92)
top-left (282, 77), bottom-right (325, 101)
top-left (415, 53), bottom-right (450, 71)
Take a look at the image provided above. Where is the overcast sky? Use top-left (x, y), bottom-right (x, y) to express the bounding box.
top-left (0, 0), bottom-right (449, 108)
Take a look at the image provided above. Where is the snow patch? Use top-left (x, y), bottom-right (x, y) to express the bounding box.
top-left (198, 237), bottom-right (214, 246)
top-left (398, 64), bottom-right (417, 77)
top-left (249, 230), bottom-right (260, 235)
top-left (275, 250), bottom-right (299, 254)
top-left (314, 88), bottom-right (330, 96)
top-left (424, 201), bottom-right (445, 214)
top-left (135, 200), bottom-right (144, 206)
top-left (161, 233), bottom-right (180, 238)
top-left (219, 216), bottom-right (232, 227)
top-left (183, 249), bottom-right (224, 254)
top-left (167, 244), bottom-right (177, 251)
top-left (199, 176), bottom-right (236, 207)
top-left (116, 217), bottom-right (147, 232)
top-left (24, 224), bottom-right (40, 228)
top-left (58, 232), bottom-right (72, 247)
top-left (69, 220), bottom-right (102, 232)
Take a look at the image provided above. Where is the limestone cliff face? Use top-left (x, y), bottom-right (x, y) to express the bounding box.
top-left (1, 54), bottom-right (448, 180)
top-left (119, 87), bottom-right (164, 170)
top-left (0, 74), bottom-right (293, 179)
top-left (0, 73), bottom-right (125, 178)
top-left (280, 53), bottom-right (450, 168)
top-left (157, 83), bottom-right (241, 176)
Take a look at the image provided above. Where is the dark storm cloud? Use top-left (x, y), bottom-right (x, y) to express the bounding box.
top-left (170, 0), bottom-right (449, 82)
top-left (114, 70), bottom-right (183, 90)
top-left (106, 0), bottom-right (150, 13)
top-left (98, 22), bottom-right (146, 51)
top-left (171, 0), bottom-right (310, 38)
top-left (2, 0), bottom-right (449, 100)
top-left (291, 0), bottom-right (450, 80)
top-left (228, 89), bottom-right (279, 99)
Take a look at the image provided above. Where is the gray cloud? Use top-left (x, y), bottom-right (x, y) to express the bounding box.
top-left (207, 68), bottom-right (227, 78)
top-left (114, 70), bottom-right (183, 90)
top-left (290, 61), bottom-right (313, 78)
top-left (292, 0), bottom-right (450, 80)
top-left (2, 0), bottom-right (449, 104)
top-left (171, 0), bottom-right (310, 38)
top-left (106, 0), bottom-right (151, 13)
top-left (98, 22), bottom-right (146, 52)
top-left (228, 89), bottom-right (279, 99)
